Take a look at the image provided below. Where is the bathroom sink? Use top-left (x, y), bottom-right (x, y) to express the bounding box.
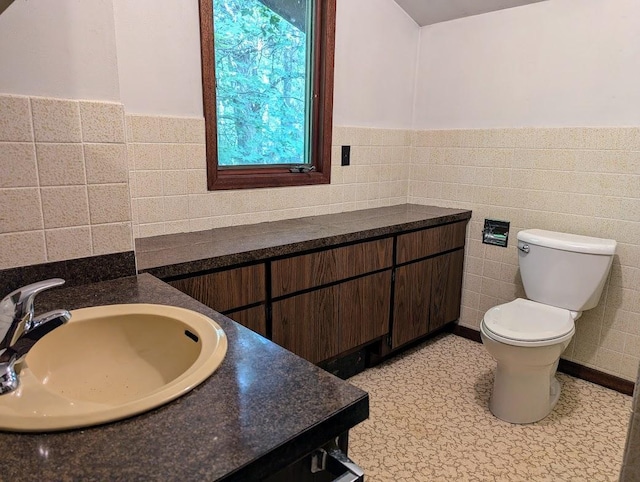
top-left (0, 304), bottom-right (227, 432)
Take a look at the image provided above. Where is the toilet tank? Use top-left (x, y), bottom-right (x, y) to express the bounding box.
top-left (517, 229), bottom-right (616, 312)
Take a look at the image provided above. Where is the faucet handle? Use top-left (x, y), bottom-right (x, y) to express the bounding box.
top-left (2, 278), bottom-right (65, 317)
top-left (0, 310), bottom-right (71, 365)
top-left (0, 278), bottom-right (66, 350)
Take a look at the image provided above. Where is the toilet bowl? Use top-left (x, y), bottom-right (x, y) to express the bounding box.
top-left (480, 298), bottom-right (577, 424)
top-left (480, 229), bottom-right (616, 424)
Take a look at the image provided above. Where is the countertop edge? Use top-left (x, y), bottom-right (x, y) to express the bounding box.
top-left (138, 206), bottom-right (472, 279)
top-left (225, 394), bottom-right (369, 481)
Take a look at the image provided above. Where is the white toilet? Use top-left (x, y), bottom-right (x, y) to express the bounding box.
top-left (480, 229), bottom-right (616, 424)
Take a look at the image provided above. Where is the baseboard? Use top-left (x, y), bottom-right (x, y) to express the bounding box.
top-left (557, 359), bottom-right (634, 396)
top-left (452, 324), bottom-right (635, 396)
top-left (452, 324), bottom-right (482, 343)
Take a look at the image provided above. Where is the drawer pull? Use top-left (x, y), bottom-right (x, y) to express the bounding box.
top-left (311, 447), bottom-right (364, 482)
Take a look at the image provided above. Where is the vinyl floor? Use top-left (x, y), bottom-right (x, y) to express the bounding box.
top-left (348, 334), bottom-right (631, 482)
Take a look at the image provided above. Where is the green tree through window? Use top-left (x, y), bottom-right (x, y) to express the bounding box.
top-left (199, 0), bottom-right (336, 190)
top-left (214, 0), bottom-right (309, 166)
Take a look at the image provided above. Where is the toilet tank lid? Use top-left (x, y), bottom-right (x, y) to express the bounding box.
top-left (517, 229), bottom-right (616, 255)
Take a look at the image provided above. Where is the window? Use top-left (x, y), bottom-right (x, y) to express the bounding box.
top-left (199, 0), bottom-right (336, 190)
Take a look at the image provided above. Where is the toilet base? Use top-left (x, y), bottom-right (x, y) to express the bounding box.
top-left (481, 322), bottom-right (570, 424)
top-left (489, 363), bottom-right (562, 424)
top-left (550, 377), bottom-right (561, 409)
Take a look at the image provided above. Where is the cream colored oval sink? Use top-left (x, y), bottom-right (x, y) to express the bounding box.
top-left (0, 304), bottom-right (227, 432)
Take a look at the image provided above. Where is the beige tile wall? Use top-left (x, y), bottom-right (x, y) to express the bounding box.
top-left (0, 94), bottom-right (133, 269)
top-left (3, 95), bottom-right (637, 382)
top-left (408, 128), bottom-right (640, 381)
top-left (127, 116), bottom-right (409, 238)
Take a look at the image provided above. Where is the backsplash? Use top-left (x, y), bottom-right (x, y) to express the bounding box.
top-left (408, 128), bottom-right (640, 381)
top-left (1, 93), bottom-right (639, 381)
top-left (0, 94), bottom-right (133, 270)
top-left (127, 115), bottom-right (409, 237)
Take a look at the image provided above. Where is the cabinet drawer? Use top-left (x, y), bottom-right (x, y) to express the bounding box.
top-left (169, 264), bottom-right (265, 312)
top-left (272, 238), bottom-right (393, 297)
top-left (396, 221), bottom-right (466, 264)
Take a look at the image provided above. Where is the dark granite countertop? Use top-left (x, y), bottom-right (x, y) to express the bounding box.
top-left (136, 204), bottom-right (472, 278)
top-left (1, 274), bottom-right (368, 481)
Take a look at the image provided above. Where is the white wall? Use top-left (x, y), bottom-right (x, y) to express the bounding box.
top-left (413, 0), bottom-right (640, 129)
top-left (0, 0), bottom-right (120, 101)
top-left (5, 0), bottom-right (639, 130)
top-left (333, 0), bottom-right (419, 128)
top-left (0, 0), bottom-right (419, 126)
top-left (114, 0), bottom-right (420, 124)
top-left (112, 0), bottom-right (204, 117)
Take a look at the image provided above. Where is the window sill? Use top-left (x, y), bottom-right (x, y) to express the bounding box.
top-left (207, 167), bottom-right (331, 190)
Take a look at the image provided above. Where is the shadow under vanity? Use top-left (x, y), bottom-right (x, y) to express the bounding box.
top-left (0, 204), bottom-right (470, 480)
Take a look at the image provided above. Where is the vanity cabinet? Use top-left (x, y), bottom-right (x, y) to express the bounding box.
top-left (271, 239), bottom-right (393, 363)
top-left (391, 222), bottom-right (466, 349)
top-left (168, 264), bottom-right (267, 336)
top-left (163, 215), bottom-right (468, 368)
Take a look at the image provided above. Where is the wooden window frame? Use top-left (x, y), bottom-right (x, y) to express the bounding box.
top-left (199, 0), bottom-right (336, 191)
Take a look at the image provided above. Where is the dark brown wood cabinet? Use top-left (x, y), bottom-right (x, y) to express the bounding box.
top-left (429, 249), bottom-right (464, 333)
top-left (339, 271), bottom-right (391, 353)
top-left (271, 239), bottom-right (393, 363)
top-left (392, 258), bottom-right (433, 348)
top-left (167, 218), bottom-right (467, 367)
top-left (272, 248), bottom-right (392, 364)
top-left (272, 286), bottom-right (340, 364)
top-left (391, 221), bottom-right (467, 349)
top-left (226, 305), bottom-right (267, 337)
top-left (169, 263), bottom-right (267, 335)
top-left (396, 221), bottom-right (466, 263)
top-left (271, 238), bottom-right (392, 297)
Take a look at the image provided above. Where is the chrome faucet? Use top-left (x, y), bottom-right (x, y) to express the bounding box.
top-left (0, 279), bottom-right (71, 394)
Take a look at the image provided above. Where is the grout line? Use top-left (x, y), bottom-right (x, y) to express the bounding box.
top-left (26, 96), bottom-right (48, 262)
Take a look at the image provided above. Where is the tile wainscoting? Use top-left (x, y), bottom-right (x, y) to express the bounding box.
top-left (0, 94), bottom-right (133, 270)
top-left (1, 92), bottom-right (638, 382)
top-left (126, 116), bottom-right (410, 238)
top-left (408, 127), bottom-right (640, 382)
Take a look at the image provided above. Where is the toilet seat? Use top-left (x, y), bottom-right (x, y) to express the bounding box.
top-left (482, 298), bottom-right (575, 347)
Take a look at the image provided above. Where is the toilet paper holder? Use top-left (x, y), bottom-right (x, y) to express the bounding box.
top-left (483, 219), bottom-right (510, 248)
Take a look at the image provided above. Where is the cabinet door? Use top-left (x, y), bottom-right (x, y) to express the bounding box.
top-left (392, 259), bottom-right (433, 348)
top-left (169, 264), bottom-right (265, 312)
top-left (339, 271), bottom-right (391, 353)
top-left (272, 286), bottom-right (340, 364)
top-left (227, 305), bottom-right (267, 337)
top-left (429, 249), bottom-right (464, 333)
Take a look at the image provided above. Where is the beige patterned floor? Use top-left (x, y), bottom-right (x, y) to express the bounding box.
top-left (348, 334), bottom-right (631, 482)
